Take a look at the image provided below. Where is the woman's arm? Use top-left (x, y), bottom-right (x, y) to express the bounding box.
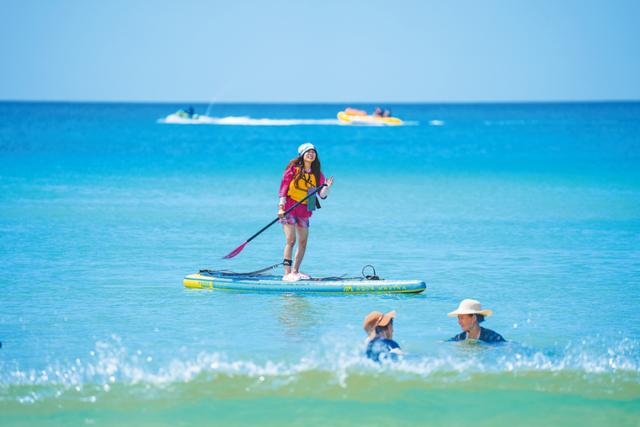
top-left (278, 166), bottom-right (296, 216)
top-left (279, 166), bottom-right (296, 199)
top-left (318, 174), bottom-right (333, 199)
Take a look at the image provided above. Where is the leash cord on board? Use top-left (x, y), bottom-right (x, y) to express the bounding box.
top-left (200, 263), bottom-right (381, 281)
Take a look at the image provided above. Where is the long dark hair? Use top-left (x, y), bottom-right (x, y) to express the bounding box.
top-left (285, 152), bottom-right (322, 190)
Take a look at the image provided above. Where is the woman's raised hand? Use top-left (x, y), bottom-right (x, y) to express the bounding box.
top-left (326, 176), bottom-right (334, 187)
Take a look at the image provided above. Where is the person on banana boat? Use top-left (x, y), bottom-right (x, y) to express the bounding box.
top-left (344, 107), bottom-right (367, 116)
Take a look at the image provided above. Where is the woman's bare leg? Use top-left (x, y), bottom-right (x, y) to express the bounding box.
top-left (283, 224), bottom-right (296, 275)
top-left (292, 226), bottom-right (309, 273)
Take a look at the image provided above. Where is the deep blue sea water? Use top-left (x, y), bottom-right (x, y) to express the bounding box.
top-left (0, 102), bottom-right (639, 426)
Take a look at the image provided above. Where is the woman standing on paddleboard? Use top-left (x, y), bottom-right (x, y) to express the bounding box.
top-left (278, 143), bottom-right (333, 281)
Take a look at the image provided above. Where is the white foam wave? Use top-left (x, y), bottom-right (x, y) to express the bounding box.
top-left (157, 114), bottom-right (421, 126)
top-left (158, 114), bottom-right (341, 126)
top-left (2, 335), bottom-right (637, 390)
top-left (2, 335), bottom-right (638, 405)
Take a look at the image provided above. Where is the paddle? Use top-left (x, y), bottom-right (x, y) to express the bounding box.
top-left (222, 184), bottom-right (327, 259)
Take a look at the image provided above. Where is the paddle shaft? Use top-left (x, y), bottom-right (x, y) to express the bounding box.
top-left (244, 183), bottom-right (326, 244)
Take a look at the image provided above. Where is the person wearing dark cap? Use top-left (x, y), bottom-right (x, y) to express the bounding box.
top-left (448, 299), bottom-right (506, 343)
top-left (364, 310), bottom-right (403, 362)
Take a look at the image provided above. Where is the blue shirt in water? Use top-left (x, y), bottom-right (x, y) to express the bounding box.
top-left (366, 337), bottom-right (401, 362)
top-left (449, 326), bottom-right (506, 343)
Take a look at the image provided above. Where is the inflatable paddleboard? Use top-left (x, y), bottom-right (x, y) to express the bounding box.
top-left (183, 271), bottom-right (426, 294)
top-left (337, 111), bottom-right (403, 126)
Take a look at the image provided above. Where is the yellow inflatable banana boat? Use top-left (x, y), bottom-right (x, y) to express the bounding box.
top-left (337, 109), bottom-right (403, 126)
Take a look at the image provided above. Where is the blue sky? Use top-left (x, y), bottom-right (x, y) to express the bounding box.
top-left (1, 0), bottom-right (639, 102)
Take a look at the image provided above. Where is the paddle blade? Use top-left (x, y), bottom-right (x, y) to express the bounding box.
top-left (222, 241), bottom-right (248, 259)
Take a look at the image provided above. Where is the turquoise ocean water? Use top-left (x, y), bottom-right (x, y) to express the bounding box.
top-left (1, 102), bottom-right (639, 426)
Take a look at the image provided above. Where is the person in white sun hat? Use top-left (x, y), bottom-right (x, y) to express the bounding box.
top-left (448, 299), bottom-right (506, 343)
top-left (277, 142), bottom-right (334, 282)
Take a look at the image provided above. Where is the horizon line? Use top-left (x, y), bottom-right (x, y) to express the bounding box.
top-left (1, 98), bottom-right (639, 105)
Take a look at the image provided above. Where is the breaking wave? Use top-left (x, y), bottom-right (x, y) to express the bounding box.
top-left (1, 335), bottom-right (638, 405)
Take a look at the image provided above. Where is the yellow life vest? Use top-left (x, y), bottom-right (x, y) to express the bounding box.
top-left (287, 168), bottom-right (317, 204)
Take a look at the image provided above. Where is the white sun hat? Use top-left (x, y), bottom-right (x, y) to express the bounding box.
top-left (298, 142), bottom-right (315, 156)
top-left (447, 299), bottom-right (493, 317)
